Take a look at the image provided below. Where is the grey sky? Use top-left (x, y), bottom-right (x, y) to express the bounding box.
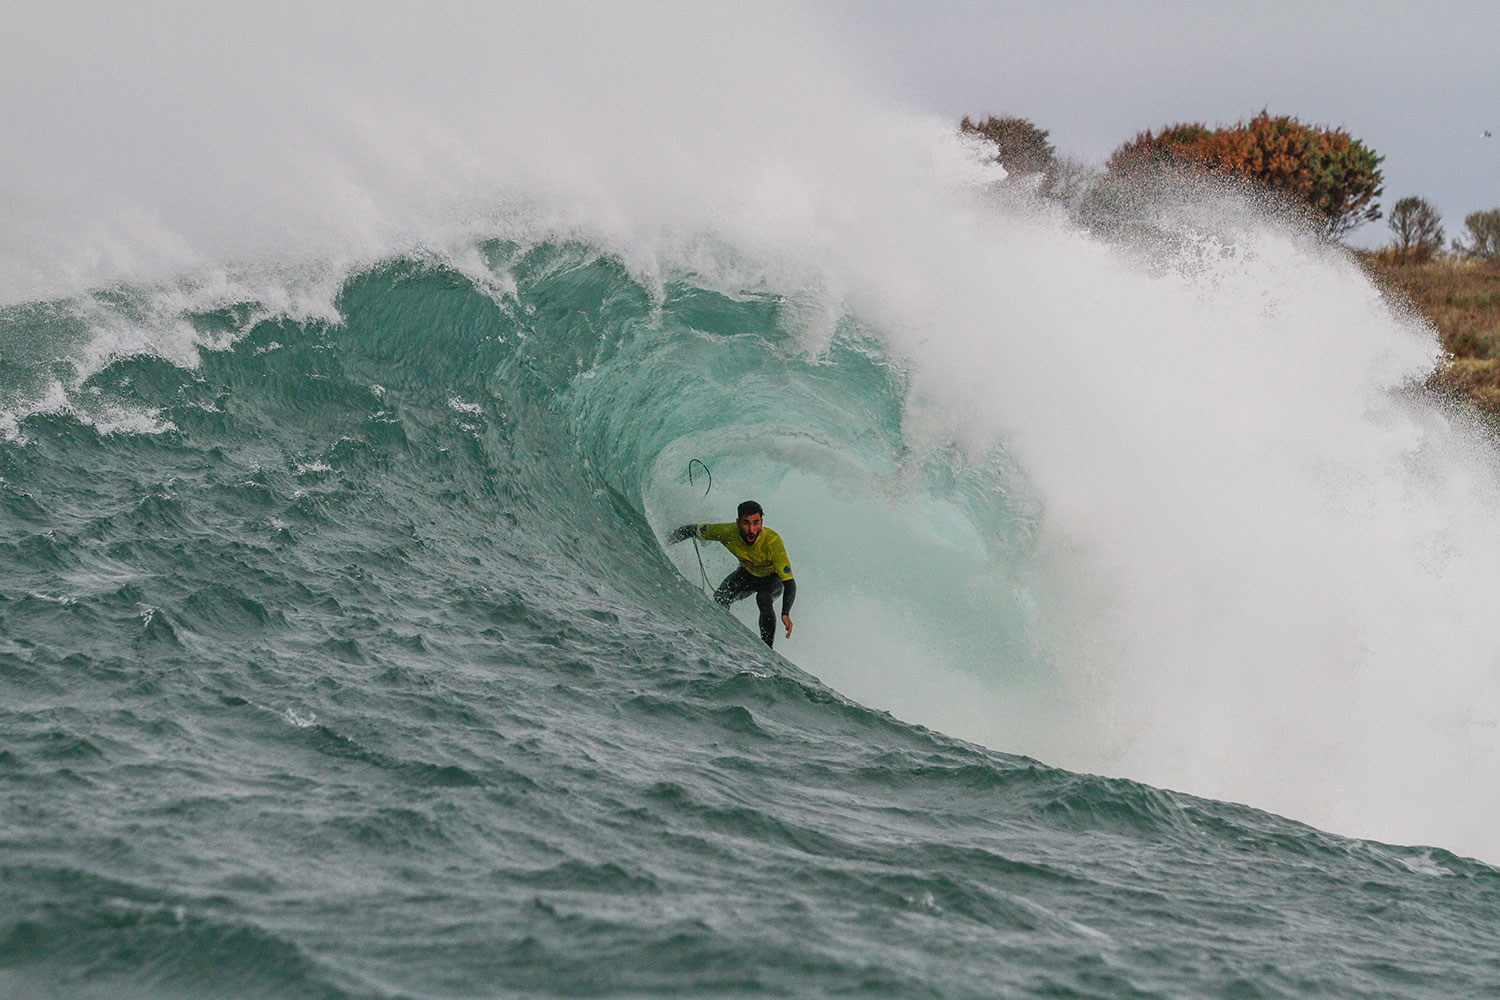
top-left (813, 1), bottom-right (1499, 246)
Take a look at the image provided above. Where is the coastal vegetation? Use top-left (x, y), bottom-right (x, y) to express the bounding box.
top-left (1363, 254), bottom-right (1500, 414)
top-left (959, 115), bottom-right (1056, 176)
top-left (1454, 209), bottom-right (1500, 260)
top-left (964, 111), bottom-right (1499, 417)
top-left (959, 114), bottom-right (1095, 205)
top-left (1107, 112), bottom-right (1384, 237)
top-left (1386, 196), bottom-right (1445, 263)
top-left (1359, 201), bottom-right (1500, 414)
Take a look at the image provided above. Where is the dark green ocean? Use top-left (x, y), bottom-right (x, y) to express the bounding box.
top-left (2, 243), bottom-right (1498, 999)
top-left (6, 5), bottom-right (1500, 996)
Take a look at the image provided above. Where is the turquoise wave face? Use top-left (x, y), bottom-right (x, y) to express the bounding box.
top-left (2, 244), bottom-right (1497, 999)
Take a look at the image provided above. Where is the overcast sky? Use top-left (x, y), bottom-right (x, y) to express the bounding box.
top-left (0, 1), bottom-right (1492, 277)
top-left (812, 0), bottom-right (1499, 247)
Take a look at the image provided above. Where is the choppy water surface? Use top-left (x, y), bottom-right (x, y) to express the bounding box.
top-left (2, 252), bottom-right (1497, 999)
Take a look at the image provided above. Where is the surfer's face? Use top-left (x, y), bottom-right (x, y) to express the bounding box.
top-left (737, 513), bottom-right (762, 544)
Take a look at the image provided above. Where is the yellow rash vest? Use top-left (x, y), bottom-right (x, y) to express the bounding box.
top-left (693, 523), bottom-right (795, 581)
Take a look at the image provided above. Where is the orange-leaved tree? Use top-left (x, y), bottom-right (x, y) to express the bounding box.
top-left (1107, 112), bottom-right (1383, 237)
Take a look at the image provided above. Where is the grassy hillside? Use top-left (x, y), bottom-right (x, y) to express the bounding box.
top-left (1360, 255), bottom-right (1500, 413)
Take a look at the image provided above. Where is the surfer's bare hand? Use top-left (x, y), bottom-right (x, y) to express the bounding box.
top-left (782, 614), bottom-right (793, 638)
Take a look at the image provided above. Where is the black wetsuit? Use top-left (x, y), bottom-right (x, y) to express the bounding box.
top-left (713, 568), bottom-right (796, 646)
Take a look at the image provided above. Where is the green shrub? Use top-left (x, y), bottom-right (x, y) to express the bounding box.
top-left (1107, 111), bottom-right (1384, 237)
top-left (960, 115), bottom-right (1057, 176)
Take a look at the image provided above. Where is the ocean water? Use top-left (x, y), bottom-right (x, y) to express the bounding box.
top-left (5, 6), bottom-right (1500, 998)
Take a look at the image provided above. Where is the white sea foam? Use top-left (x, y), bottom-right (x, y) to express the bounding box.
top-left (448, 398), bottom-right (483, 416)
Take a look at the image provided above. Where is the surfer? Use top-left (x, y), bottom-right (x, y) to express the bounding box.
top-left (667, 500), bottom-right (796, 647)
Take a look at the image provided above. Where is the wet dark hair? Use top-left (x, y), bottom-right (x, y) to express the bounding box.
top-left (737, 500), bottom-right (763, 520)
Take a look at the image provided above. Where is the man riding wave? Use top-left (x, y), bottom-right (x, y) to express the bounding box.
top-left (667, 500), bottom-right (796, 647)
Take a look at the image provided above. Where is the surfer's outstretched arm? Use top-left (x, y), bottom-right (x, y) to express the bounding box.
top-left (666, 524), bottom-right (702, 544)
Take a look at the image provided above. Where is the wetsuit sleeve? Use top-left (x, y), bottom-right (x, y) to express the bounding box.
top-left (666, 524), bottom-right (703, 544)
top-left (768, 535), bottom-right (795, 614)
top-left (769, 537), bottom-right (794, 581)
top-left (699, 523), bottom-right (738, 544)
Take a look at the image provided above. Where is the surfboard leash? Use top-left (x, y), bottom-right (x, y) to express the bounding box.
top-left (688, 459), bottom-right (712, 595)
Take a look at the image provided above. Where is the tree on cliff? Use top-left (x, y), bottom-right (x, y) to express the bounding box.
top-left (960, 115), bottom-right (1057, 177)
top-left (1388, 196), bottom-right (1445, 262)
top-left (1454, 210), bottom-right (1500, 260)
top-left (1106, 112), bottom-right (1384, 238)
